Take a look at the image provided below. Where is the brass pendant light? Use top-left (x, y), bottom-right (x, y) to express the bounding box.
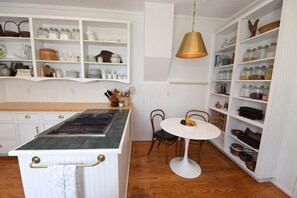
top-left (176, 0), bottom-right (208, 58)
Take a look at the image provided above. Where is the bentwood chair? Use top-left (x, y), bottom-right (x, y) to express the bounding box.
top-left (147, 109), bottom-right (178, 164)
top-left (180, 110), bottom-right (210, 164)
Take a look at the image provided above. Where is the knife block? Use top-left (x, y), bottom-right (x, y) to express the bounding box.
top-left (110, 102), bottom-right (119, 107)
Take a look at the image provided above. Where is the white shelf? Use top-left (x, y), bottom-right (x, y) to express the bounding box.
top-left (0, 59), bottom-right (32, 62)
top-left (213, 80), bottom-right (232, 83)
top-left (234, 80), bottom-right (271, 83)
top-left (215, 44), bottom-right (236, 53)
top-left (84, 62), bottom-right (127, 66)
top-left (238, 57), bottom-right (275, 65)
top-left (213, 64), bottom-right (234, 69)
top-left (34, 38), bottom-right (80, 44)
top-left (211, 93), bottom-right (230, 98)
top-left (240, 28), bottom-right (279, 44)
top-left (210, 137), bottom-right (224, 151)
top-left (228, 134), bottom-right (259, 152)
top-left (83, 40), bottom-right (127, 46)
top-left (209, 106), bottom-right (228, 115)
top-left (36, 60), bottom-right (81, 64)
top-left (0, 37), bottom-right (31, 42)
top-left (230, 113), bottom-right (264, 128)
top-left (232, 96), bottom-right (268, 104)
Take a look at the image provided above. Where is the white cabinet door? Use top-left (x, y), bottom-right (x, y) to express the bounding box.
top-left (18, 123), bottom-right (41, 145)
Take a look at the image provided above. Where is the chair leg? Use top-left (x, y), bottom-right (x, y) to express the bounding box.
top-left (197, 141), bottom-right (205, 164)
top-left (157, 141), bottom-right (161, 148)
top-left (147, 139), bottom-right (156, 156)
top-left (165, 144), bottom-right (168, 164)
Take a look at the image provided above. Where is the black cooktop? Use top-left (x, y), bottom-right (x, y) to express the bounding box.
top-left (38, 110), bottom-right (117, 137)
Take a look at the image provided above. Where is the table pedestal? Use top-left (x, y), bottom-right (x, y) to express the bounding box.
top-left (169, 138), bottom-right (201, 178)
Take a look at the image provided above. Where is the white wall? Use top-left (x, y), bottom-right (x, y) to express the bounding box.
top-left (0, 3), bottom-right (224, 140)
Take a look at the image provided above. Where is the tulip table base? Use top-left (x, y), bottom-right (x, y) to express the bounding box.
top-left (170, 157), bottom-right (201, 179)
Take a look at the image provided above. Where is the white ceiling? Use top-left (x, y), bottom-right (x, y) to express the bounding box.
top-left (1, 0), bottom-right (258, 19)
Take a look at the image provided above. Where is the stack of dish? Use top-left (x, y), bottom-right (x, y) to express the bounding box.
top-left (65, 70), bottom-right (79, 78)
top-left (88, 69), bottom-right (101, 78)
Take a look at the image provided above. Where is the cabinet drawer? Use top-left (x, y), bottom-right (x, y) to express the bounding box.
top-left (42, 112), bottom-right (77, 121)
top-left (0, 124), bottom-right (16, 138)
top-left (16, 113), bottom-right (40, 122)
top-left (0, 140), bottom-right (18, 154)
top-left (0, 112), bottom-right (14, 121)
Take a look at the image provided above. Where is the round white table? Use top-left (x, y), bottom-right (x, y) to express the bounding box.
top-left (160, 117), bottom-right (220, 179)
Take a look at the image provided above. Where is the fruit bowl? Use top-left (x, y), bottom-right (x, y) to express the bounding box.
top-left (180, 123), bottom-right (197, 129)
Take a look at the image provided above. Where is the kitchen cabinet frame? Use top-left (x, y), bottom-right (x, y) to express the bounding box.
top-left (0, 14), bottom-right (130, 84)
top-left (207, 0), bottom-right (283, 181)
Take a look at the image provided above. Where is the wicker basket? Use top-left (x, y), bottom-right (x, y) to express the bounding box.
top-left (258, 20), bottom-right (280, 34)
top-left (3, 21), bottom-right (19, 37)
top-left (210, 109), bottom-right (227, 131)
top-left (18, 20), bottom-right (30, 38)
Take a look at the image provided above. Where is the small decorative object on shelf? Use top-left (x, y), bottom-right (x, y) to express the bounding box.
top-left (258, 20), bottom-right (280, 34)
top-left (248, 19), bottom-right (259, 38)
top-left (215, 101), bottom-right (222, 109)
top-left (224, 102), bottom-right (228, 109)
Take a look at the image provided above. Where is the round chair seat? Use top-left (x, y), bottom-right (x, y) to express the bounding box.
top-left (155, 129), bottom-right (177, 140)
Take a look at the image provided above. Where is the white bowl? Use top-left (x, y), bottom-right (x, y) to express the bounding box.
top-left (180, 123), bottom-right (197, 130)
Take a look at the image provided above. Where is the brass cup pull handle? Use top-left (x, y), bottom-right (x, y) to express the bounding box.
top-left (58, 115), bottom-right (64, 119)
top-left (25, 115), bottom-right (31, 119)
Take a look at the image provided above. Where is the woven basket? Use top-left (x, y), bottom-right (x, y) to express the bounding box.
top-left (3, 21), bottom-right (19, 37)
top-left (18, 20), bottom-right (30, 37)
top-left (258, 20), bottom-right (280, 34)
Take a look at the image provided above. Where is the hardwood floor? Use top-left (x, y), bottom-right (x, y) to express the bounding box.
top-left (0, 141), bottom-right (289, 198)
top-left (127, 141), bottom-right (288, 198)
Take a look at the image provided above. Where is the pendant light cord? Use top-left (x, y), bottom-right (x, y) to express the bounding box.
top-left (192, 0), bottom-right (196, 32)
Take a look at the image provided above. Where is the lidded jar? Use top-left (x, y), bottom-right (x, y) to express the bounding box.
top-left (60, 28), bottom-right (70, 40)
top-left (243, 48), bottom-right (253, 62)
top-left (257, 45), bottom-right (268, 59)
top-left (49, 28), bottom-right (59, 39)
top-left (264, 65), bottom-right (273, 80)
top-left (222, 70), bottom-right (228, 80)
top-left (267, 42), bottom-right (277, 58)
top-left (239, 85), bottom-right (251, 98)
top-left (250, 85), bottom-right (263, 100)
top-left (217, 70), bottom-right (224, 80)
top-left (262, 86), bottom-right (269, 101)
top-left (240, 68), bottom-right (249, 80)
top-left (71, 28), bottom-right (80, 40)
top-left (227, 69), bottom-right (232, 80)
top-left (251, 66), bottom-right (261, 80)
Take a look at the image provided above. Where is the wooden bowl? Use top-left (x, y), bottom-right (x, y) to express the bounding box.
top-left (258, 20), bottom-right (280, 34)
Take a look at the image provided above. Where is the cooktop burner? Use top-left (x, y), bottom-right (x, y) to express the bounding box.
top-left (38, 110), bottom-right (117, 137)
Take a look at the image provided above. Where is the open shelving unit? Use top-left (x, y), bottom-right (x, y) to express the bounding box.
top-left (207, 0), bottom-right (283, 181)
top-left (0, 15), bottom-right (130, 83)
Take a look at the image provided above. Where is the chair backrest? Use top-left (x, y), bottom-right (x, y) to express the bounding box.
top-left (150, 109), bottom-right (165, 134)
top-left (185, 110), bottom-right (210, 123)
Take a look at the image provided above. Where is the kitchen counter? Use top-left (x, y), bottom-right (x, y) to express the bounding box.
top-left (8, 108), bottom-right (132, 198)
top-left (0, 102), bottom-right (132, 111)
top-left (14, 109), bottom-right (129, 152)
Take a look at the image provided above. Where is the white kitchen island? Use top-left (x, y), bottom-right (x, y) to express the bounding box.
top-left (9, 109), bottom-right (132, 198)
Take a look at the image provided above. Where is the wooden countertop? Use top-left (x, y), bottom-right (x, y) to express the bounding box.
top-left (0, 102), bottom-right (132, 111)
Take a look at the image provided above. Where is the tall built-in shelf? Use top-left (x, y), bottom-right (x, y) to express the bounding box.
top-left (207, 0), bottom-right (283, 181)
top-left (0, 15), bottom-right (130, 83)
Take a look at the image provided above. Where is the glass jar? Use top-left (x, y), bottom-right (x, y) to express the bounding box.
top-left (257, 45), bottom-right (268, 59)
top-left (60, 28), bottom-right (70, 40)
top-left (251, 66), bottom-right (261, 80)
top-left (250, 85), bottom-right (263, 100)
top-left (243, 48), bottom-right (253, 62)
top-left (222, 70), bottom-right (228, 80)
top-left (259, 66), bottom-right (266, 79)
top-left (49, 28), bottom-right (59, 39)
top-left (240, 68), bottom-right (249, 80)
top-left (71, 28), bottom-right (80, 40)
top-left (267, 42), bottom-right (277, 58)
top-left (217, 70), bottom-right (223, 80)
top-left (247, 67), bottom-right (253, 79)
top-left (262, 86), bottom-right (269, 101)
top-left (264, 65), bottom-right (273, 80)
top-left (239, 85), bottom-right (251, 98)
top-left (252, 48), bottom-right (257, 60)
top-left (227, 69), bottom-right (232, 80)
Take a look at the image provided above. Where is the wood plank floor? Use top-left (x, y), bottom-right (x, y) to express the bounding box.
top-left (0, 141), bottom-right (289, 198)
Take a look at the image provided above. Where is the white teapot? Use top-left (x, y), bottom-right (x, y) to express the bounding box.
top-left (110, 54), bottom-right (122, 63)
